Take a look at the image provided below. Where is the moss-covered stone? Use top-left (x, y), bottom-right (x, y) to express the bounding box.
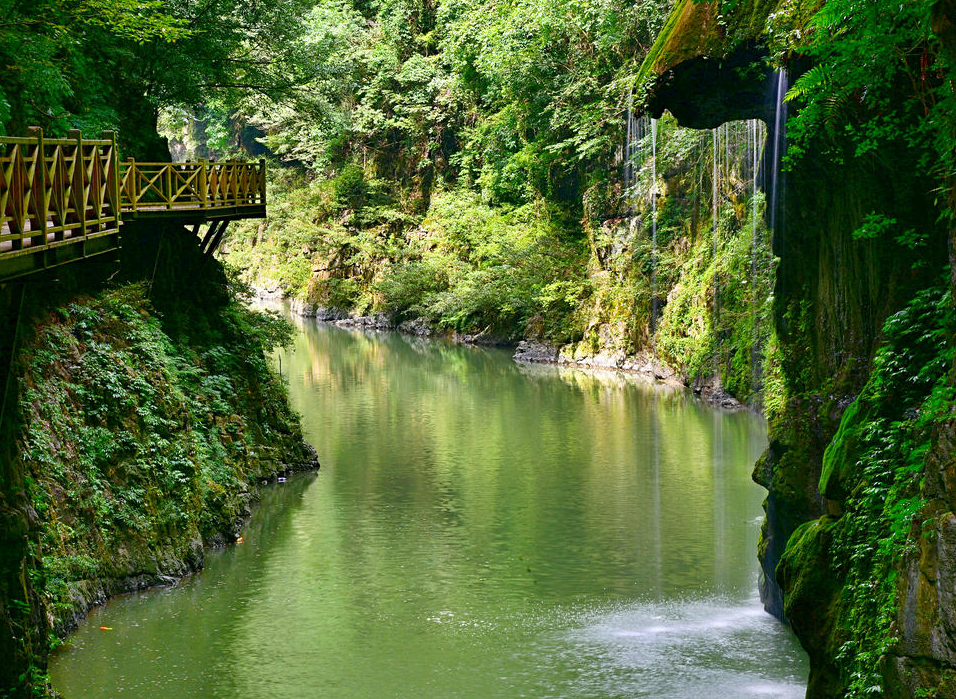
top-left (0, 235), bottom-right (316, 698)
top-left (819, 395), bottom-right (864, 502)
top-left (635, 0), bottom-right (819, 94)
top-left (776, 516), bottom-right (844, 698)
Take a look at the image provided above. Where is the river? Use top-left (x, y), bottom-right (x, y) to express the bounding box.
top-left (50, 308), bottom-right (808, 698)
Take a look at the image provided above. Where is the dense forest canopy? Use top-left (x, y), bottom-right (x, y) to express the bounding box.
top-left (4, 0), bottom-right (953, 222)
top-left (0, 0), bottom-right (311, 157)
top-left (1, 0), bottom-right (671, 203)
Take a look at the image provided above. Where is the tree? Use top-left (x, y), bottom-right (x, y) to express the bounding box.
top-left (0, 0), bottom-right (312, 157)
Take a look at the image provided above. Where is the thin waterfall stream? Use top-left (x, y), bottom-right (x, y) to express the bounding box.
top-left (769, 69), bottom-right (788, 241)
top-left (750, 119), bottom-right (764, 391)
top-left (650, 116), bottom-right (658, 338)
top-left (712, 126), bottom-right (720, 377)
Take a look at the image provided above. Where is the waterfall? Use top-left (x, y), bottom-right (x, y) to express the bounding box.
top-left (619, 103), bottom-right (774, 392)
top-left (751, 119), bottom-right (759, 252)
top-left (622, 94), bottom-right (657, 342)
top-left (769, 69), bottom-right (788, 241)
top-left (623, 91), bottom-right (649, 223)
top-left (625, 92), bottom-right (634, 210)
top-left (712, 127), bottom-right (720, 370)
top-left (650, 117), bottom-right (658, 338)
top-left (712, 129), bottom-right (719, 241)
top-left (750, 118), bottom-right (764, 393)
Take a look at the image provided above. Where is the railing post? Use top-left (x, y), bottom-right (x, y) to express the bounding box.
top-left (165, 163), bottom-right (173, 210)
top-left (259, 158), bottom-right (267, 205)
top-left (127, 157), bottom-right (137, 211)
top-left (5, 139), bottom-right (22, 249)
top-left (199, 158), bottom-right (208, 209)
top-left (102, 130), bottom-right (119, 224)
top-left (27, 126), bottom-right (47, 246)
top-left (207, 161), bottom-right (215, 207)
top-left (68, 129), bottom-right (86, 237)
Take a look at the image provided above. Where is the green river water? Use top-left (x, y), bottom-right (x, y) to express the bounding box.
top-left (50, 307), bottom-right (808, 698)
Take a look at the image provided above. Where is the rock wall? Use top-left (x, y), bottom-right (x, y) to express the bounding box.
top-left (638, 1), bottom-right (955, 697)
top-left (0, 228), bottom-right (316, 698)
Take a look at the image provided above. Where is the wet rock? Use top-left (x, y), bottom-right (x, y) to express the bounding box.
top-left (397, 318), bottom-right (433, 336)
top-left (314, 307), bottom-right (349, 322)
top-left (550, 346), bottom-right (686, 391)
top-left (454, 331), bottom-right (509, 346)
top-left (621, 353), bottom-right (679, 383)
top-left (287, 299), bottom-right (349, 320)
top-left (334, 313), bottom-right (391, 330)
top-left (776, 517), bottom-right (844, 698)
top-left (513, 340), bottom-right (559, 363)
top-left (691, 373), bottom-right (745, 409)
top-left (560, 349), bottom-right (628, 370)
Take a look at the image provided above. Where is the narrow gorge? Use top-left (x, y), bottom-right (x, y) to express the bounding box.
top-left (1, 0), bottom-right (955, 697)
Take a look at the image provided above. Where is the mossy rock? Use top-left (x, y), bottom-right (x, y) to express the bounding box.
top-left (777, 516), bottom-right (846, 697)
top-left (778, 517), bottom-right (841, 616)
top-left (818, 397), bottom-right (867, 502)
top-left (635, 0), bottom-right (821, 96)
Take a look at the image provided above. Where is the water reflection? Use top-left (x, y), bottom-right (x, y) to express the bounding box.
top-left (50, 311), bottom-right (807, 698)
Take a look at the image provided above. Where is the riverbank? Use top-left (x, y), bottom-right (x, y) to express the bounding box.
top-left (1, 269), bottom-right (316, 698)
top-left (270, 292), bottom-right (746, 411)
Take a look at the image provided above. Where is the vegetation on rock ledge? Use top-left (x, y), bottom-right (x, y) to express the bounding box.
top-left (3, 278), bottom-right (310, 698)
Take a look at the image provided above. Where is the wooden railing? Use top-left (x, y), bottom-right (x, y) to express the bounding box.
top-left (0, 128), bottom-right (120, 258)
top-left (119, 159), bottom-right (266, 213)
top-left (0, 129), bottom-right (267, 281)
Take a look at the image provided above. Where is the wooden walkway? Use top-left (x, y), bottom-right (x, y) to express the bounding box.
top-left (0, 129), bottom-right (266, 282)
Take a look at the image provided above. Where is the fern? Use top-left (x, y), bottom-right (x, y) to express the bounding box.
top-left (785, 64), bottom-right (829, 104)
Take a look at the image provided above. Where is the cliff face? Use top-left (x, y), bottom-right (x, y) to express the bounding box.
top-left (638, 1), bottom-right (956, 697)
top-left (0, 229), bottom-right (316, 698)
top-left (227, 115), bottom-right (776, 409)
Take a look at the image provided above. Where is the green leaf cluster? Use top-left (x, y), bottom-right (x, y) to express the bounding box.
top-left (16, 282), bottom-right (305, 648)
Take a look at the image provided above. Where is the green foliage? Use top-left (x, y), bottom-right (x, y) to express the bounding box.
top-left (1, 0), bottom-right (314, 155)
top-left (229, 175), bottom-right (590, 342)
top-left (226, 169), bottom-right (332, 297)
top-left (787, 279), bottom-right (955, 698)
top-left (332, 165), bottom-right (368, 211)
top-left (851, 212), bottom-right (898, 241)
top-left (783, 0), bottom-right (956, 215)
top-left (654, 182), bottom-right (773, 404)
top-left (17, 283), bottom-right (305, 633)
top-left (406, 193), bottom-right (588, 340)
top-left (221, 0), bottom-right (671, 206)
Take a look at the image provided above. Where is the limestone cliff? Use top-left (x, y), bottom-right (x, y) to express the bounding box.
top-left (638, 1), bottom-right (956, 696)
